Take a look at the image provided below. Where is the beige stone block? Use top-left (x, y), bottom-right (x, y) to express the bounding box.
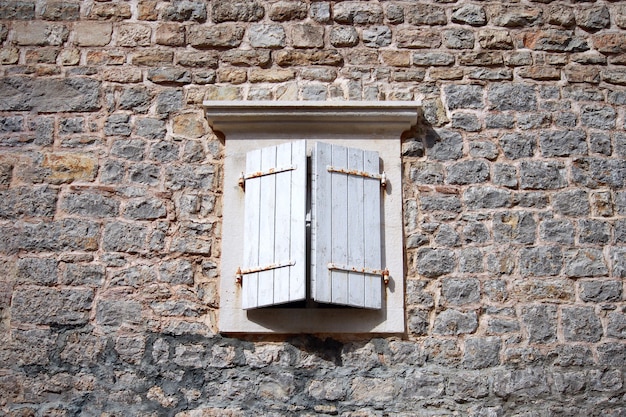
top-left (102, 67), bottom-right (143, 83)
top-left (14, 22), bottom-right (68, 46)
top-left (204, 85), bottom-right (242, 101)
top-left (156, 23), bottom-right (185, 46)
top-left (86, 50), bottom-right (125, 65)
top-left (74, 22), bottom-right (112, 47)
top-left (0, 47), bottom-right (19, 65)
top-left (138, 1), bottom-right (159, 21)
top-left (131, 50), bottom-right (174, 66)
top-left (172, 113), bottom-right (208, 139)
top-left (216, 68), bottom-right (246, 84)
top-left (381, 50), bottom-right (411, 67)
top-left (59, 49), bottom-right (80, 66)
top-left (249, 68), bottom-right (295, 83)
top-left (116, 23), bottom-right (152, 47)
top-left (42, 153), bottom-right (98, 184)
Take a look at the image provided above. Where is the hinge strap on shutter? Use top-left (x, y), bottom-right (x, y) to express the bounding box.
top-left (326, 166), bottom-right (387, 188)
top-left (235, 260), bottom-right (295, 284)
top-left (327, 263), bottom-right (390, 285)
top-left (238, 165), bottom-right (297, 189)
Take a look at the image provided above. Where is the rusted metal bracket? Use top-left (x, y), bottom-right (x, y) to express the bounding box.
top-left (238, 165), bottom-right (297, 190)
top-left (236, 260), bottom-right (295, 284)
top-left (327, 263), bottom-right (390, 285)
top-left (327, 166), bottom-right (387, 188)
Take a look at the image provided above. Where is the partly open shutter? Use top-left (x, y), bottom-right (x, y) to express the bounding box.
top-left (242, 141), bottom-right (307, 309)
top-left (311, 142), bottom-right (383, 309)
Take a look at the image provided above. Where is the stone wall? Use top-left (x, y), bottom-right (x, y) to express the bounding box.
top-left (1, 0), bottom-right (625, 415)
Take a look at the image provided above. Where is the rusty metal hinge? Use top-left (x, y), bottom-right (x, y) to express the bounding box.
top-left (238, 165), bottom-right (297, 190)
top-left (236, 260), bottom-right (295, 284)
top-left (326, 166), bottom-right (387, 188)
top-left (327, 263), bottom-right (390, 285)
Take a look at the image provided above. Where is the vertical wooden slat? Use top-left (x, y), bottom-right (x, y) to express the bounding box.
top-left (331, 145), bottom-right (349, 305)
top-left (312, 142), bottom-right (332, 303)
top-left (347, 147), bottom-right (365, 307)
top-left (257, 146), bottom-right (277, 307)
top-left (363, 149), bottom-right (382, 309)
top-left (273, 142), bottom-right (292, 304)
top-left (289, 140), bottom-right (307, 302)
top-left (242, 149), bottom-right (261, 310)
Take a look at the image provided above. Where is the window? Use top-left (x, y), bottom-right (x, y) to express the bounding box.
top-left (204, 101), bottom-right (419, 334)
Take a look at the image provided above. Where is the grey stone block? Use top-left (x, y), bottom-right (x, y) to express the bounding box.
top-left (493, 164), bottom-right (517, 188)
top-left (607, 312), bottom-right (626, 339)
top-left (111, 139), bottom-right (145, 161)
top-left (564, 248), bottom-right (608, 277)
top-left (410, 161), bottom-right (444, 184)
top-left (60, 192), bottom-right (119, 218)
top-left (0, 185), bottom-right (57, 219)
top-left (539, 130), bottom-right (587, 157)
top-left (581, 105), bottom-right (616, 129)
top-left (0, 77), bottom-right (100, 112)
top-left (521, 304), bottom-right (557, 344)
top-left (427, 129), bottom-right (463, 160)
top-left (137, 118), bottom-right (166, 140)
top-left (434, 224), bottom-right (460, 247)
top-left (0, 219), bottom-right (100, 254)
top-left (539, 219), bottom-right (575, 244)
top-left (452, 4), bottom-right (487, 26)
top-left (100, 160), bottom-right (125, 184)
top-left (416, 248), bottom-right (455, 277)
top-left (159, 259), bottom-right (194, 285)
top-left (611, 248), bottom-right (626, 278)
top-left (11, 287), bottom-right (93, 325)
top-left (486, 113), bottom-right (515, 129)
top-left (444, 85), bottom-right (484, 109)
top-left (433, 309), bottom-right (478, 335)
top-left (442, 278), bottom-right (480, 305)
top-left (578, 219), bottom-right (610, 244)
top-left (469, 141), bottom-right (499, 160)
top-left (552, 189), bottom-right (590, 216)
top-left (519, 246), bottom-right (562, 276)
top-left (334, 2), bottom-right (383, 24)
top-left (446, 160), bottom-right (489, 185)
top-left (29, 116), bottom-right (54, 146)
top-left (442, 28), bottom-right (475, 49)
top-left (163, 0), bottom-right (207, 22)
top-left (119, 86), bottom-right (151, 112)
top-left (463, 337), bottom-right (501, 369)
top-left (488, 84), bottom-right (537, 111)
top-left (59, 117), bottom-right (84, 134)
top-left (124, 198), bottom-right (167, 220)
top-left (597, 343), bottom-right (626, 366)
top-left (579, 280), bottom-right (622, 303)
top-left (451, 112), bottom-right (481, 131)
top-left (103, 222), bottom-right (148, 253)
top-left (493, 367), bottom-right (549, 398)
top-left (96, 298), bottom-right (143, 327)
top-left (562, 306), bottom-right (603, 342)
top-left (493, 211), bottom-right (536, 244)
top-left (520, 161), bottom-right (567, 190)
top-left (363, 26), bottom-right (392, 47)
top-left (500, 133), bottom-right (536, 159)
top-left (462, 223), bottom-right (490, 245)
top-left (464, 186), bottom-right (512, 209)
top-left (212, 0), bottom-right (264, 22)
top-left (330, 26), bottom-right (358, 47)
top-left (16, 257), bottom-right (57, 285)
top-left (155, 89), bottom-right (183, 115)
top-left (61, 263), bottom-right (105, 286)
top-left (128, 163), bottom-right (160, 186)
top-left (165, 164), bottom-right (215, 191)
top-left (589, 131), bottom-right (612, 155)
top-left (572, 157), bottom-right (626, 189)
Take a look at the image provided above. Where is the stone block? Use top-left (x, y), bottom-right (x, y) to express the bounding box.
top-left (128, 163), bottom-right (160, 186)
top-left (406, 4), bottom-right (446, 25)
top-left (163, 1), bottom-right (206, 22)
top-left (104, 114), bottom-right (132, 136)
top-left (103, 222), bottom-right (148, 253)
top-left (523, 30), bottom-right (589, 52)
top-left (165, 164), bottom-right (215, 191)
top-left (0, 185), bottom-right (57, 219)
top-left (492, 164), bottom-right (517, 188)
top-left (88, 2), bottom-right (131, 20)
top-left (212, 0), bottom-right (264, 22)
top-left (0, 77), bottom-right (101, 112)
top-left (539, 219), bottom-right (575, 244)
top-left (74, 22), bottom-right (112, 46)
top-left (334, 2), bottom-right (383, 24)
top-left (16, 257), bottom-right (57, 285)
top-left (61, 263), bottom-right (105, 286)
top-left (520, 161), bottom-right (566, 190)
top-left (111, 139), bottom-right (145, 161)
top-left (444, 85), bottom-right (484, 110)
top-left (275, 50), bottom-right (343, 66)
top-left (416, 248), bottom-right (455, 277)
top-left (420, 194), bottom-right (461, 212)
top-left (156, 89), bottom-right (183, 114)
top-left (148, 68), bottom-right (192, 85)
top-left (478, 29), bottom-right (513, 49)
top-left (159, 259), bottom-right (194, 285)
top-left (412, 52), bottom-right (455, 66)
top-left (539, 130), bottom-right (587, 157)
top-left (446, 160), bottom-right (489, 185)
top-left (11, 287), bottom-right (93, 325)
top-left (562, 306), bottom-right (603, 342)
top-left (188, 25), bottom-right (245, 48)
top-left (248, 24), bottom-right (286, 48)
top-left (493, 211), bottom-right (536, 244)
top-left (433, 309), bottom-right (478, 335)
top-left (13, 21), bottom-right (68, 46)
top-left (552, 189), bottom-right (590, 217)
top-left (452, 4), bottom-right (487, 26)
top-left (572, 157), bottom-right (626, 189)
top-left (579, 280), bottom-right (622, 302)
top-left (488, 84), bottom-right (537, 111)
top-left (442, 278), bottom-right (480, 305)
top-left (220, 50), bottom-right (270, 67)
top-left (0, 1), bottom-right (35, 19)
top-left (564, 248), bottom-right (608, 278)
top-left (96, 298), bottom-right (143, 327)
top-left (607, 312), bottom-right (626, 339)
top-left (269, 1), bottom-right (307, 21)
top-left (451, 113), bottom-right (481, 131)
top-left (611, 248), bottom-right (626, 278)
top-left (427, 129), bottom-right (463, 160)
top-left (463, 186), bottom-right (512, 209)
top-left (565, 65), bottom-right (600, 84)
top-left (581, 105), bottom-right (616, 130)
top-left (124, 198), bottom-right (167, 220)
top-left (463, 337), bottom-right (501, 369)
top-left (363, 26), bottom-right (392, 48)
top-left (521, 304), bottom-right (557, 344)
top-left (519, 246), bottom-right (562, 277)
top-left (396, 28), bottom-right (441, 49)
top-left (60, 191), bottom-right (119, 218)
top-left (292, 24), bottom-right (324, 48)
top-left (156, 23), bottom-right (186, 46)
top-left (578, 219), bottom-right (610, 244)
top-left (575, 6), bottom-right (610, 31)
top-left (442, 28), bottom-right (475, 49)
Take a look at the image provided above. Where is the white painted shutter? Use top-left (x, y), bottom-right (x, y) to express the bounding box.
top-left (242, 141), bottom-right (307, 309)
top-left (311, 142), bottom-right (383, 309)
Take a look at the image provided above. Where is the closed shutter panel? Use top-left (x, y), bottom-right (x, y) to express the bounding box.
top-left (311, 142), bottom-right (383, 309)
top-left (242, 141), bottom-right (307, 309)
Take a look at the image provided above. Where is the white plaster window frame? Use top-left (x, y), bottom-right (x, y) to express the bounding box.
top-left (204, 101), bottom-right (420, 334)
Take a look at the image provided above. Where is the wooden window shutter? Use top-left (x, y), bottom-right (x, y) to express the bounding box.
top-left (241, 141), bottom-right (307, 309)
top-left (311, 142), bottom-right (383, 309)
